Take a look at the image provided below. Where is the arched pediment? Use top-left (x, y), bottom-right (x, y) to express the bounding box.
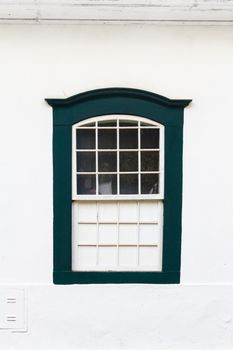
top-left (46, 87), bottom-right (191, 108)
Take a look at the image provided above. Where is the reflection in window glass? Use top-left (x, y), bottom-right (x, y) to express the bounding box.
top-left (120, 129), bottom-right (138, 149)
top-left (98, 129), bottom-right (117, 149)
top-left (140, 121), bottom-right (153, 126)
top-left (98, 152), bottom-right (117, 172)
top-left (99, 174), bottom-right (117, 194)
top-left (77, 175), bottom-right (96, 194)
top-left (76, 152), bottom-right (96, 172)
top-left (120, 174), bottom-right (138, 194)
top-left (79, 122), bottom-right (95, 127)
top-left (141, 151), bottom-right (159, 171)
top-left (120, 152), bottom-right (138, 172)
top-left (141, 174), bottom-right (159, 194)
top-left (76, 129), bottom-right (95, 149)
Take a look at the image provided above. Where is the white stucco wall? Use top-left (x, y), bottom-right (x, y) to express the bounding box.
top-left (0, 24), bottom-right (233, 349)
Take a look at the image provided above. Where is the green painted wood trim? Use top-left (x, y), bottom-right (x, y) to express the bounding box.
top-left (47, 87), bottom-right (191, 285)
top-left (46, 87), bottom-right (191, 108)
top-left (54, 271), bottom-right (180, 284)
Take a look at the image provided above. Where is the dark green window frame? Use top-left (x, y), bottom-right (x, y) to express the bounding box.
top-left (46, 88), bottom-right (191, 284)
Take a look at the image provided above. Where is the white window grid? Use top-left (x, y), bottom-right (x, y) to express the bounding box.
top-left (72, 115), bottom-right (164, 200)
top-left (72, 201), bottom-right (163, 271)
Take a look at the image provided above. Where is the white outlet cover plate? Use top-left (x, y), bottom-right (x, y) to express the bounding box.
top-left (0, 289), bottom-right (26, 331)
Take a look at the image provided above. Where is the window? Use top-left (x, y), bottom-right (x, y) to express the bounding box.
top-left (72, 116), bottom-right (164, 271)
top-left (46, 88), bottom-right (191, 284)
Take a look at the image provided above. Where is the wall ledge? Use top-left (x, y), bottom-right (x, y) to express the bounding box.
top-left (1, 1), bottom-right (233, 24)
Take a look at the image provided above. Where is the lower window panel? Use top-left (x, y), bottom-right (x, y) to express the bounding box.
top-left (72, 200), bottom-right (163, 271)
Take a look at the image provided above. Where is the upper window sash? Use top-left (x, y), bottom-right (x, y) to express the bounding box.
top-left (72, 115), bottom-right (164, 200)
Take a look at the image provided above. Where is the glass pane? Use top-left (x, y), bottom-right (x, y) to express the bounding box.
top-left (76, 152), bottom-right (96, 172)
top-left (76, 129), bottom-right (95, 149)
top-left (141, 174), bottom-right (159, 194)
top-left (120, 174), bottom-right (138, 194)
top-left (119, 120), bottom-right (138, 127)
top-left (98, 129), bottom-right (117, 149)
top-left (141, 121), bottom-right (156, 126)
top-left (98, 152), bottom-right (117, 172)
top-left (77, 175), bottom-right (96, 195)
top-left (141, 129), bottom-right (159, 149)
top-left (120, 129), bottom-right (138, 149)
top-left (98, 174), bottom-right (117, 194)
top-left (141, 151), bottom-right (159, 171)
top-left (98, 121), bottom-right (117, 127)
top-left (120, 151), bottom-right (138, 172)
top-left (79, 122), bottom-right (95, 127)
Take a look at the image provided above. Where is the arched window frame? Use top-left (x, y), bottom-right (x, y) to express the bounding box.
top-left (46, 88), bottom-right (191, 284)
top-left (72, 115), bottom-right (164, 200)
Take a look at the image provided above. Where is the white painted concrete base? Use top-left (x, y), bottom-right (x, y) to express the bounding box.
top-left (1, 285), bottom-right (233, 349)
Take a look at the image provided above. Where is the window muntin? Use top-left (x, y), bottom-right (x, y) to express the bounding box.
top-left (72, 115), bottom-right (164, 272)
top-left (72, 200), bottom-right (163, 271)
top-left (72, 115), bottom-right (164, 200)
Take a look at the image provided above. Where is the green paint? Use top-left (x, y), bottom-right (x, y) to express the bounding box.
top-left (46, 88), bottom-right (191, 284)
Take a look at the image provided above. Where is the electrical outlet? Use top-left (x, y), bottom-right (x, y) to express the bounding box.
top-left (0, 289), bottom-right (26, 331)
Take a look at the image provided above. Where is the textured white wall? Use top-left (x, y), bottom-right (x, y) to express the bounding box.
top-left (1, 285), bottom-right (233, 350)
top-left (0, 24), bottom-right (233, 349)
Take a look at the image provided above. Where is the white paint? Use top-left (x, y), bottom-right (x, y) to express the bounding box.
top-left (0, 289), bottom-right (26, 331)
top-left (1, 285), bottom-right (233, 349)
top-left (72, 115), bottom-right (164, 271)
top-left (72, 201), bottom-right (163, 271)
top-left (1, 1), bottom-right (233, 23)
top-left (0, 24), bottom-right (233, 348)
